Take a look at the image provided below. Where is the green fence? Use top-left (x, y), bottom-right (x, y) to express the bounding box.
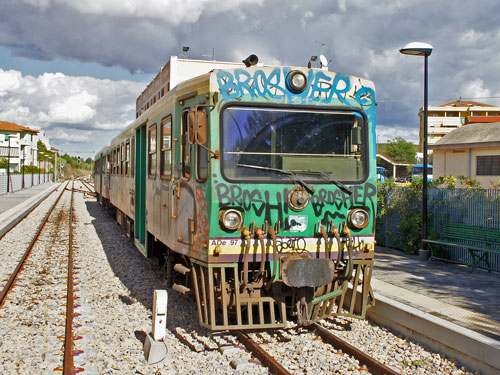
top-left (377, 186), bottom-right (500, 271)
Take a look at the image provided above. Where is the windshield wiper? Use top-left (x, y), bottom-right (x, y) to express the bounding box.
top-left (237, 164), bottom-right (316, 194)
top-left (288, 169), bottom-right (353, 195)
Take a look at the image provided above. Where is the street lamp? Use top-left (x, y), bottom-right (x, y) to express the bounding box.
top-left (399, 42), bottom-right (433, 256)
top-left (6, 135), bottom-right (12, 193)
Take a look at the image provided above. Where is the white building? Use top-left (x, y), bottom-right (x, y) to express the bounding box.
top-left (418, 100), bottom-right (500, 151)
top-left (0, 121), bottom-right (40, 173)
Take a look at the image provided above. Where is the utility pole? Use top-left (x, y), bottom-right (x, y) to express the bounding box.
top-left (6, 135), bottom-right (11, 193)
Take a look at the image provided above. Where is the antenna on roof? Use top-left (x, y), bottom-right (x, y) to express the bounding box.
top-left (202, 48), bottom-right (215, 61)
top-left (179, 46), bottom-right (191, 59)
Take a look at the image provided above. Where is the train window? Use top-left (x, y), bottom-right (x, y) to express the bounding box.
top-left (106, 154), bottom-right (110, 174)
top-left (120, 143), bottom-right (124, 175)
top-left (181, 110), bottom-right (191, 179)
top-left (196, 109), bottom-right (209, 182)
top-left (125, 140), bottom-right (130, 176)
top-left (148, 124), bottom-right (157, 176)
top-left (131, 137), bottom-right (135, 177)
top-left (161, 116), bottom-right (172, 178)
top-left (112, 149), bottom-right (116, 174)
top-left (221, 106), bottom-right (367, 183)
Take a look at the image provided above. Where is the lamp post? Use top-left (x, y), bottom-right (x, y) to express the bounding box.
top-left (400, 42), bottom-right (433, 256)
top-left (31, 148), bottom-right (35, 187)
top-left (21, 146), bottom-right (25, 189)
top-left (6, 135), bottom-right (11, 193)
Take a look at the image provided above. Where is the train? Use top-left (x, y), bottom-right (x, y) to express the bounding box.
top-left (94, 54), bottom-right (377, 330)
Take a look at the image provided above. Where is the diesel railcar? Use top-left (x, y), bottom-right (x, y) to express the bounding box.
top-left (94, 55), bottom-right (377, 330)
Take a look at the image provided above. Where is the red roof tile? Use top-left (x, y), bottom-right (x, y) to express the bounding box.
top-left (0, 121), bottom-right (39, 133)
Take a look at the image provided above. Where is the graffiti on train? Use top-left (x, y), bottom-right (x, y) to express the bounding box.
top-left (194, 187), bottom-right (209, 252)
top-left (215, 182), bottom-right (377, 224)
top-left (216, 68), bottom-right (375, 110)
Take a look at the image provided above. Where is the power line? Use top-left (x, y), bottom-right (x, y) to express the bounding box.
top-left (377, 96), bottom-right (500, 104)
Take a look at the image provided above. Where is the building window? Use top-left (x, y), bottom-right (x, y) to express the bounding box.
top-left (477, 155), bottom-right (500, 176)
top-left (161, 116), bottom-right (172, 177)
top-left (148, 124), bottom-right (157, 176)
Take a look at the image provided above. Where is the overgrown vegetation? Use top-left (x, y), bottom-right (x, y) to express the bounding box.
top-left (377, 137), bottom-right (418, 164)
top-left (377, 174), bottom-right (483, 254)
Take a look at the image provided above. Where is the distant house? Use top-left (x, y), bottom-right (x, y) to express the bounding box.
top-left (0, 121), bottom-right (40, 173)
top-left (429, 122), bottom-right (500, 188)
top-left (418, 100), bottom-right (500, 152)
top-left (376, 154), bottom-right (412, 181)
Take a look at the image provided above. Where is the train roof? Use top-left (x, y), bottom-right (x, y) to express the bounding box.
top-left (102, 58), bottom-right (375, 152)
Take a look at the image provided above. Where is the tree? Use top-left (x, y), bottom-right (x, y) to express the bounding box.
top-left (384, 137), bottom-right (417, 163)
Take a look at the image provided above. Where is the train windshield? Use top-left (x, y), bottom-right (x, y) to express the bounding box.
top-left (222, 106), bottom-right (367, 183)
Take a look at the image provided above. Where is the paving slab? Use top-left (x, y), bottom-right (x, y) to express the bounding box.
top-left (373, 246), bottom-right (500, 340)
top-left (0, 182), bottom-right (60, 237)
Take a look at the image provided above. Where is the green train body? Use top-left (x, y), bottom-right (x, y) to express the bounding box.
top-left (94, 56), bottom-right (377, 329)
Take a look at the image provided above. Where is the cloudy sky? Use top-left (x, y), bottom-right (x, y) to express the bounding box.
top-left (1, 0), bottom-right (500, 156)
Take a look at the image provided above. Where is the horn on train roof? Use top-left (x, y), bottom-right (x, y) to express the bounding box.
top-left (242, 54), bottom-right (259, 67)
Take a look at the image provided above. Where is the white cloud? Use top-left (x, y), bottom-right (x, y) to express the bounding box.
top-left (376, 125), bottom-right (419, 144)
top-left (22, 0), bottom-right (263, 24)
top-left (46, 91), bottom-right (97, 123)
top-left (0, 68), bottom-right (144, 151)
top-left (0, 69), bottom-right (24, 96)
top-left (49, 128), bottom-right (91, 143)
top-left (459, 79), bottom-right (492, 99)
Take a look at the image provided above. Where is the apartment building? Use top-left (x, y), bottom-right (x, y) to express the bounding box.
top-left (0, 121), bottom-right (40, 172)
top-left (418, 100), bottom-right (500, 150)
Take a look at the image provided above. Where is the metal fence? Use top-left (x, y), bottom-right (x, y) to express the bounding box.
top-left (377, 187), bottom-right (500, 271)
top-left (0, 174), bottom-right (53, 195)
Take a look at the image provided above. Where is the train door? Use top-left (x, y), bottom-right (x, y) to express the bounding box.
top-left (99, 152), bottom-right (103, 204)
top-left (175, 108), bottom-right (196, 250)
top-left (135, 123), bottom-right (147, 256)
top-left (130, 136), bottom-right (135, 215)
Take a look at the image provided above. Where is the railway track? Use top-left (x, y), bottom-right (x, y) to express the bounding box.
top-left (0, 180), bottom-right (82, 374)
top-left (78, 178), bottom-right (95, 196)
top-left (174, 322), bottom-right (400, 374)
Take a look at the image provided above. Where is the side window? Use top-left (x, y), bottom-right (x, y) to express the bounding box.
top-left (120, 143), bottom-right (124, 175)
top-left (125, 140), bottom-right (130, 176)
top-left (161, 116), bottom-right (172, 178)
top-left (196, 109), bottom-right (209, 182)
top-left (181, 110), bottom-right (191, 179)
top-left (117, 146), bottom-right (121, 175)
top-left (131, 136), bottom-right (135, 177)
top-left (148, 124), bottom-right (157, 176)
top-left (116, 147), bottom-right (119, 174)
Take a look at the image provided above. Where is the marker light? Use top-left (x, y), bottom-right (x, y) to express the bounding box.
top-left (287, 71), bottom-right (307, 93)
top-left (220, 209), bottom-right (243, 231)
top-left (347, 209), bottom-right (369, 229)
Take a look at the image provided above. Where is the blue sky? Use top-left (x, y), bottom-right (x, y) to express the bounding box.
top-left (1, 0), bottom-right (500, 156)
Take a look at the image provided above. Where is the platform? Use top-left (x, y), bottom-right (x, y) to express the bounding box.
top-left (0, 182), bottom-right (60, 238)
top-left (372, 246), bottom-right (500, 340)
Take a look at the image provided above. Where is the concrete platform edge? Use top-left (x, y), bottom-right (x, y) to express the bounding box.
top-left (0, 183), bottom-right (61, 238)
top-left (367, 292), bottom-right (500, 375)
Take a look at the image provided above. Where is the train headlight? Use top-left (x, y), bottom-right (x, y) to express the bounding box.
top-left (347, 209), bottom-right (369, 229)
top-left (287, 71), bottom-right (307, 93)
top-left (219, 209), bottom-right (243, 231)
